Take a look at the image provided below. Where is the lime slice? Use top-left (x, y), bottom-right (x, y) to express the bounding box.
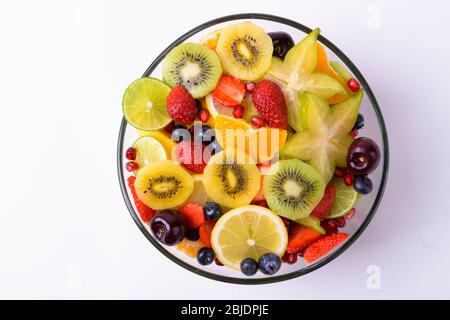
top-left (326, 178), bottom-right (358, 219)
top-left (211, 205), bottom-right (287, 270)
top-left (132, 136), bottom-right (167, 173)
top-left (122, 78), bottom-right (172, 130)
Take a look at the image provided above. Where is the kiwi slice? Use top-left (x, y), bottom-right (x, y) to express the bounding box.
top-left (216, 22), bottom-right (273, 81)
top-left (162, 42), bottom-right (222, 98)
top-left (134, 160), bottom-right (194, 210)
top-left (263, 159), bottom-right (325, 220)
top-left (203, 150), bottom-right (260, 208)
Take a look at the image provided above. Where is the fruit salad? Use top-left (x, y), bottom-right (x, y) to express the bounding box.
top-left (121, 22), bottom-right (381, 276)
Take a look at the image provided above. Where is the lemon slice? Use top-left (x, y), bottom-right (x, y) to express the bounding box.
top-left (211, 205), bottom-right (287, 270)
top-left (132, 136), bottom-right (167, 173)
top-left (326, 178), bottom-right (359, 219)
top-left (136, 129), bottom-right (177, 159)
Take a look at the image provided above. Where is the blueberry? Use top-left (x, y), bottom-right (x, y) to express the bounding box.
top-left (240, 258), bottom-right (258, 276)
top-left (258, 253), bottom-right (281, 275)
top-left (353, 175), bottom-right (373, 195)
top-left (197, 247), bottom-right (215, 265)
top-left (203, 202), bottom-right (222, 220)
top-left (171, 125), bottom-right (190, 142)
top-left (352, 113), bottom-right (365, 130)
top-left (205, 140), bottom-right (222, 155)
top-left (185, 228), bottom-right (200, 241)
top-left (193, 124), bottom-right (214, 142)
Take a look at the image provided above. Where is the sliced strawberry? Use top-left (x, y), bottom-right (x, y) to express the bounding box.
top-left (304, 233), bottom-right (349, 264)
top-left (127, 176), bottom-right (156, 223)
top-left (311, 185), bottom-right (336, 219)
top-left (286, 223), bottom-right (322, 254)
top-left (252, 162), bottom-right (273, 202)
top-left (212, 75), bottom-right (246, 107)
top-left (199, 220), bottom-right (216, 248)
top-left (179, 203), bottom-right (204, 229)
top-left (174, 141), bottom-right (210, 173)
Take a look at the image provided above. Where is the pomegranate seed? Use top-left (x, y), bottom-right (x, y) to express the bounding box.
top-left (345, 208), bottom-right (356, 221)
top-left (251, 116), bottom-right (265, 128)
top-left (282, 253), bottom-right (298, 264)
top-left (245, 82), bottom-right (255, 92)
top-left (334, 167), bottom-right (345, 178)
top-left (344, 173), bottom-right (353, 186)
top-left (125, 147), bottom-right (137, 160)
top-left (233, 105), bottom-right (245, 119)
top-left (215, 258), bottom-right (223, 266)
top-left (126, 161), bottom-right (139, 172)
top-left (336, 217), bottom-right (346, 228)
top-left (198, 108), bottom-right (210, 123)
top-left (297, 251), bottom-right (304, 257)
top-left (347, 78), bottom-right (361, 92)
top-left (164, 121), bottom-right (175, 134)
top-left (349, 129), bottom-right (358, 138)
top-left (321, 219), bottom-right (338, 234)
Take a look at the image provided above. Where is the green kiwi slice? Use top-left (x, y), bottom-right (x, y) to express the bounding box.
top-left (162, 42), bottom-right (222, 98)
top-left (263, 159), bottom-right (325, 220)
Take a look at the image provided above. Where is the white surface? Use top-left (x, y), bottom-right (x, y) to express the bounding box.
top-left (0, 0), bottom-right (449, 299)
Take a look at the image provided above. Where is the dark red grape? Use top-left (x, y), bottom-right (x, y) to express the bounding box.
top-left (149, 210), bottom-right (185, 246)
top-left (347, 137), bottom-right (380, 175)
top-left (268, 31), bottom-right (295, 60)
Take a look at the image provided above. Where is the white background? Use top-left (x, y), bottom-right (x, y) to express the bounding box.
top-left (1, 0), bottom-right (450, 299)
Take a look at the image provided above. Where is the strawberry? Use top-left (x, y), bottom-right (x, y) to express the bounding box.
top-left (252, 162), bottom-right (273, 202)
top-left (199, 220), bottom-right (215, 248)
top-left (174, 141), bottom-right (210, 173)
top-left (311, 185), bottom-right (336, 219)
top-left (251, 80), bottom-right (288, 129)
top-left (178, 203), bottom-right (205, 229)
top-left (127, 176), bottom-right (156, 223)
top-left (286, 223), bottom-right (322, 254)
top-left (166, 86), bottom-right (197, 125)
top-left (303, 233), bottom-right (349, 264)
top-left (212, 75), bottom-right (246, 107)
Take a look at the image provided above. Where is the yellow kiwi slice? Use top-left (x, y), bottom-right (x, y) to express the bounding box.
top-left (203, 150), bottom-right (260, 208)
top-left (134, 161), bottom-right (194, 210)
top-left (216, 22), bottom-right (273, 81)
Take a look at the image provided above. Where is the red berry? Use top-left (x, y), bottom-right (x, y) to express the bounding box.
top-left (311, 185), bottom-right (336, 219)
top-left (334, 167), bottom-right (346, 178)
top-left (198, 109), bottom-right (210, 123)
top-left (335, 217), bottom-right (346, 228)
top-left (178, 203), bottom-right (204, 229)
top-left (344, 173), bottom-right (353, 186)
top-left (174, 141), bottom-right (210, 173)
top-left (304, 233), bottom-right (349, 264)
top-left (126, 147), bottom-right (137, 160)
top-left (127, 176), bottom-right (156, 223)
top-left (126, 161), bottom-right (139, 172)
top-left (166, 86), bottom-right (197, 125)
top-left (287, 224), bottom-right (322, 254)
top-left (344, 208), bottom-right (356, 221)
top-left (282, 253), bottom-right (298, 264)
top-left (164, 121), bottom-right (176, 134)
top-left (251, 116), bottom-right (265, 128)
top-left (245, 82), bottom-right (255, 92)
top-left (347, 78), bottom-right (361, 92)
top-left (349, 129), bottom-right (358, 138)
top-left (199, 220), bottom-right (215, 248)
top-left (212, 75), bottom-right (246, 107)
top-left (232, 105), bottom-right (245, 119)
top-left (251, 80), bottom-right (288, 129)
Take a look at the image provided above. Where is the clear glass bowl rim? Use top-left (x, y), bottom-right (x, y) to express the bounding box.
top-left (116, 13), bottom-right (389, 285)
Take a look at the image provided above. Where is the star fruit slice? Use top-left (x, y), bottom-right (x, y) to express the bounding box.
top-left (265, 28), bottom-right (347, 132)
top-left (280, 90), bottom-right (363, 184)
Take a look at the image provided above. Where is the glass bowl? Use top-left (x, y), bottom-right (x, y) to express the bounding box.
top-left (117, 13), bottom-right (389, 284)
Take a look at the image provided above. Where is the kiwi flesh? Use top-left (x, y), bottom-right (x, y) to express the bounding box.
top-left (216, 22), bottom-right (273, 81)
top-left (203, 150), bottom-right (260, 208)
top-left (162, 42), bottom-right (222, 98)
top-left (135, 160), bottom-right (194, 210)
top-left (263, 159), bottom-right (325, 220)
